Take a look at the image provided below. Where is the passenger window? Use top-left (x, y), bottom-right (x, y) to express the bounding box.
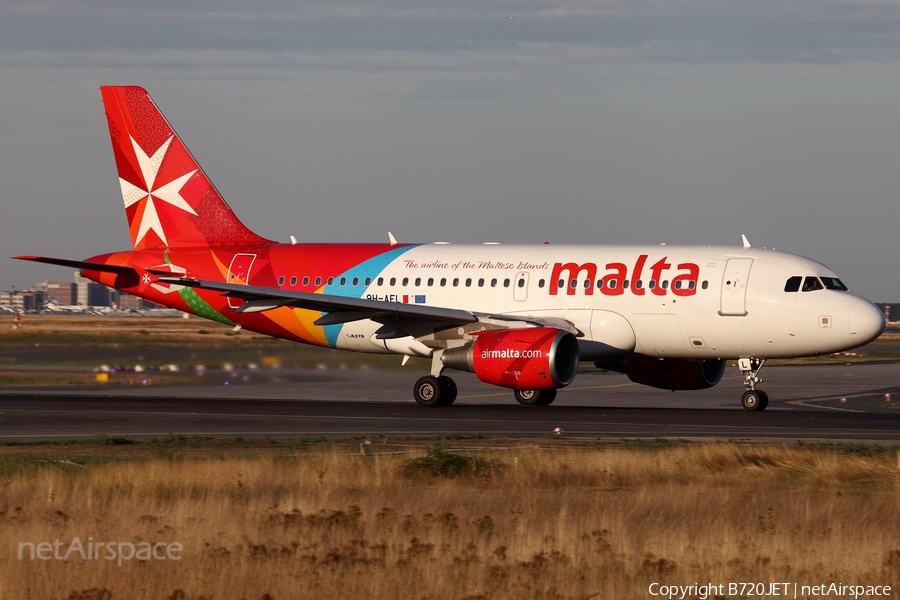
top-left (414, 278), bottom-right (421, 286)
top-left (784, 276), bottom-right (801, 292)
top-left (376, 277), bottom-right (383, 286)
top-left (340, 277), bottom-right (347, 286)
top-left (674, 281), bottom-right (681, 290)
top-left (570, 279), bottom-right (577, 289)
top-left (278, 276), bottom-right (285, 286)
top-left (351, 277), bottom-right (358, 287)
top-left (478, 278), bottom-right (484, 287)
top-left (365, 277), bottom-right (372, 286)
top-left (689, 281), bottom-right (695, 290)
top-left (648, 280), bottom-right (655, 290)
top-left (504, 279), bottom-right (511, 287)
top-left (662, 281), bottom-right (669, 289)
top-left (558, 279), bottom-right (565, 289)
top-left (608, 280), bottom-right (617, 289)
top-left (427, 278), bottom-right (434, 287)
top-left (596, 279), bottom-right (603, 289)
top-left (402, 277), bottom-right (409, 286)
top-left (635, 280), bottom-right (643, 290)
top-left (623, 280), bottom-right (629, 289)
top-left (802, 277), bottom-right (823, 292)
top-left (491, 278), bottom-right (498, 287)
top-left (701, 281), bottom-right (708, 290)
top-left (315, 276), bottom-right (322, 286)
top-left (290, 276), bottom-right (297, 286)
top-left (453, 278), bottom-right (459, 287)
top-left (389, 277), bottom-right (396, 286)
top-left (440, 278), bottom-right (447, 287)
top-left (465, 278), bottom-right (472, 287)
top-left (302, 276), bottom-right (309, 286)
top-left (518, 278), bottom-right (525, 288)
top-left (537, 279), bottom-right (544, 288)
top-left (327, 277), bottom-right (334, 286)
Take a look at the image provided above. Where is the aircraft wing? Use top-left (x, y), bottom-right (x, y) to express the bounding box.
top-left (159, 277), bottom-right (579, 337)
top-left (161, 277), bottom-right (476, 327)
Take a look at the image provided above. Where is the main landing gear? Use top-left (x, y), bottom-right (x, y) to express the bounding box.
top-left (739, 357), bottom-right (769, 411)
top-left (414, 351), bottom-right (561, 407)
top-left (412, 375), bottom-right (559, 407)
top-left (514, 388), bottom-right (557, 406)
top-left (413, 375), bottom-right (458, 407)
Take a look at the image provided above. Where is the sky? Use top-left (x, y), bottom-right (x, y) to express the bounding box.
top-left (1, 0), bottom-right (899, 301)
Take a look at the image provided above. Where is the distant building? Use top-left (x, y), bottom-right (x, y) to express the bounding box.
top-left (0, 290), bottom-right (46, 311)
top-left (0, 291), bottom-right (24, 310)
top-left (74, 273), bottom-right (112, 307)
top-left (877, 303), bottom-right (900, 323)
top-left (113, 291), bottom-right (149, 310)
top-left (42, 281), bottom-right (75, 306)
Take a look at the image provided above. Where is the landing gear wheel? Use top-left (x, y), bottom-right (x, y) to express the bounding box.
top-left (741, 390), bottom-right (766, 412)
top-left (438, 376), bottom-right (457, 406)
top-left (514, 388), bottom-right (557, 406)
top-left (414, 375), bottom-right (443, 407)
top-left (738, 358), bottom-right (769, 412)
top-left (536, 389), bottom-right (557, 406)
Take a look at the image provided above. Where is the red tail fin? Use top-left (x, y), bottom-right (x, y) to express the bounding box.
top-left (101, 86), bottom-right (270, 250)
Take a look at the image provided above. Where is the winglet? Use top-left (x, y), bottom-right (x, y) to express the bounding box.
top-left (741, 234), bottom-right (751, 249)
top-left (388, 232), bottom-right (398, 246)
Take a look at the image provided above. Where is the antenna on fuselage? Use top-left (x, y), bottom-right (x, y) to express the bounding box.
top-left (741, 234), bottom-right (751, 249)
top-left (388, 232), bottom-right (398, 246)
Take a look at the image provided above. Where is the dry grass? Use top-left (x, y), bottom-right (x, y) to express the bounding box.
top-left (1, 443), bottom-right (898, 599)
top-left (0, 315), bottom-right (272, 346)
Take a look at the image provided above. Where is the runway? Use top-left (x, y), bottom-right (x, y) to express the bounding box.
top-left (0, 363), bottom-right (898, 441)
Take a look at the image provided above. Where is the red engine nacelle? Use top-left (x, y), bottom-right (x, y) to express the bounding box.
top-left (441, 328), bottom-right (580, 390)
top-left (624, 356), bottom-right (726, 391)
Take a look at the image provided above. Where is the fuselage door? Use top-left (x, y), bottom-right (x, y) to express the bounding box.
top-left (226, 253), bottom-right (256, 309)
top-left (719, 258), bottom-right (753, 316)
top-left (514, 271), bottom-right (529, 302)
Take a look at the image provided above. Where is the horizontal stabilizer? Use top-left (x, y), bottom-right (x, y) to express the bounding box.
top-left (13, 255), bottom-right (137, 275)
top-left (13, 255), bottom-right (176, 277)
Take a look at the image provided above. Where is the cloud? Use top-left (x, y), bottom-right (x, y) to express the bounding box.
top-left (3, 0), bottom-right (900, 64)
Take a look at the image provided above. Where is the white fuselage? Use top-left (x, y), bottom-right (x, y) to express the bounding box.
top-left (331, 244), bottom-right (884, 360)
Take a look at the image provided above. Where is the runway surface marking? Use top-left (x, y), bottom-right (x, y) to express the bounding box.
top-left (786, 389), bottom-right (889, 412)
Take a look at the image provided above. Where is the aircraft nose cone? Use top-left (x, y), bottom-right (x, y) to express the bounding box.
top-left (848, 300), bottom-right (885, 347)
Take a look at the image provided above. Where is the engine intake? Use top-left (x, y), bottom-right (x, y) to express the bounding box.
top-left (442, 328), bottom-right (580, 390)
top-left (622, 356), bottom-right (726, 391)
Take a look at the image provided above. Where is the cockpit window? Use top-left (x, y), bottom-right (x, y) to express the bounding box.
top-left (821, 277), bottom-right (848, 291)
top-left (802, 276), bottom-right (823, 292)
top-left (784, 276), bottom-right (801, 293)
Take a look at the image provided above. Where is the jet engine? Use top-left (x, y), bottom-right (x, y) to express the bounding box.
top-left (442, 328), bottom-right (580, 390)
top-left (621, 356), bottom-right (726, 391)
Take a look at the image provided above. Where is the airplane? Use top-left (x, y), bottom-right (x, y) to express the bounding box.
top-left (15, 86), bottom-right (886, 410)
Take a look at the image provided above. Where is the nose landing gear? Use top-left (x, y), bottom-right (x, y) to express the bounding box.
top-left (739, 357), bottom-right (768, 411)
